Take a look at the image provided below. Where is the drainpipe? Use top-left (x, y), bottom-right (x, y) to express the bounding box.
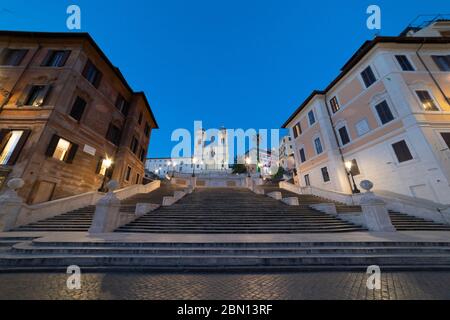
top-left (415, 40), bottom-right (450, 107)
top-left (323, 93), bottom-right (355, 196)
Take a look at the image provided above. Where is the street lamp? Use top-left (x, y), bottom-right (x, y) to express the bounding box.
top-left (172, 162), bottom-right (177, 178)
top-left (345, 161), bottom-right (360, 194)
top-left (245, 157), bottom-right (251, 177)
top-left (192, 157), bottom-right (197, 177)
top-left (99, 157), bottom-right (113, 192)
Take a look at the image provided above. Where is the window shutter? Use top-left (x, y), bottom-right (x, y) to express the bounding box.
top-left (41, 50), bottom-right (54, 66)
top-left (59, 51), bottom-right (71, 67)
top-left (33, 85), bottom-right (52, 107)
top-left (45, 134), bottom-right (60, 157)
top-left (96, 157), bottom-right (104, 174)
top-left (7, 129), bottom-right (31, 165)
top-left (16, 85), bottom-right (33, 106)
top-left (65, 143), bottom-right (78, 164)
top-left (0, 129), bottom-right (11, 154)
top-left (82, 60), bottom-right (91, 78)
top-left (93, 72), bottom-right (103, 88)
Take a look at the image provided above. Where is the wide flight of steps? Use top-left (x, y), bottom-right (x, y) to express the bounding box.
top-left (261, 185), bottom-right (450, 232)
top-left (117, 188), bottom-right (366, 234)
top-left (3, 238), bottom-right (450, 270)
top-left (12, 183), bottom-right (183, 232)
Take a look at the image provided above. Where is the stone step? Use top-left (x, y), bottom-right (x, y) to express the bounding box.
top-left (2, 252), bottom-right (450, 268)
top-left (13, 242), bottom-right (450, 255)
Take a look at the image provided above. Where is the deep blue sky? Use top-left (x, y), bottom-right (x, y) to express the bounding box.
top-left (0, 1), bottom-right (449, 157)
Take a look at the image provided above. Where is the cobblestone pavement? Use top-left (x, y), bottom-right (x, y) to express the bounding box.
top-left (0, 272), bottom-right (449, 300)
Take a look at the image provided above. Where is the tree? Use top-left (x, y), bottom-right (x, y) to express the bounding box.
top-left (232, 164), bottom-right (247, 174)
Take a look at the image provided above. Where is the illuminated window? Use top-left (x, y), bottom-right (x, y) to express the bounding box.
top-left (52, 138), bottom-right (71, 161)
top-left (0, 130), bottom-right (24, 165)
top-left (330, 96), bottom-right (340, 113)
top-left (46, 135), bottom-right (78, 163)
top-left (416, 90), bottom-right (439, 111)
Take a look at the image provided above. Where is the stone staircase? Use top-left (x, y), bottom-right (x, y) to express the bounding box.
top-left (117, 188), bottom-right (365, 234)
top-left (3, 236), bottom-right (450, 270)
top-left (12, 183), bottom-right (183, 232)
top-left (261, 185), bottom-right (450, 232)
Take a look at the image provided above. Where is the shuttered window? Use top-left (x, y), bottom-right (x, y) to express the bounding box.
top-left (432, 55), bottom-right (450, 71)
top-left (41, 50), bottom-right (71, 67)
top-left (69, 97), bottom-right (87, 121)
top-left (375, 101), bottom-right (395, 125)
top-left (0, 49), bottom-right (28, 66)
top-left (106, 124), bottom-right (122, 146)
top-left (45, 135), bottom-right (78, 164)
top-left (20, 85), bottom-right (52, 107)
top-left (82, 60), bottom-right (102, 88)
top-left (115, 94), bottom-right (130, 116)
top-left (395, 55), bottom-right (415, 71)
top-left (361, 66), bottom-right (377, 88)
top-left (392, 140), bottom-right (413, 163)
top-left (299, 148), bottom-right (306, 163)
top-left (321, 167), bottom-right (330, 182)
top-left (338, 126), bottom-right (351, 146)
top-left (0, 129), bottom-right (31, 165)
top-left (415, 90), bottom-right (439, 111)
top-left (330, 96), bottom-right (340, 113)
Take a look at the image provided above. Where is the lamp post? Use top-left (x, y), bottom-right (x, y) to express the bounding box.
top-left (99, 157), bottom-right (113, 192)
top-left (345, 161), bottom-right (360, 194)
top-left (172, 162), bottom-right (176, 178)
top-left (257, 162), bottom-right (263, 179)
top-left (245, 157), bottom-right (251, 177)
top-left (192, 157), bottom-right (197, 177)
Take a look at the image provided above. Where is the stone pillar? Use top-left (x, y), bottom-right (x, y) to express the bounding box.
top-left (0, 178), bottom-right (25, 232)
top-left (89, 181), bottom-right (122, 234)
top-left (359, 180), bottom-right (396, 232)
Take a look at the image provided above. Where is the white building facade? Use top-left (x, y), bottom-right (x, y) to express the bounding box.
top-left (282, 20), bottom-right (450, 205)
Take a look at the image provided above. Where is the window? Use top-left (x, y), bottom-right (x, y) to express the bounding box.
top-left (308, 110), bottom-right (316, 125)
top-left (441, 132), bottom-right (450, 149)
top-left (115, 95), bottom-right (129, 116)
top-left (395, 55), bottom-right (415, 71)
top-left (0, 49), bottom-right (28, 66)
top-left (136, 174), bottom-right (141, 184)
top-left (321, 167), bottom-right (330, 182)
top-left (125, 166), bottom-right (132, 181)
top-left (106, 124), bottom-right (122, 146)
top-left (140, 148), bottom-right (146, 162)
top-left (392, 140), bottom-right (413, 163)
top-left (330, 96), bottom-right (340, 113)
top-left (144, 123), bottom-right (150, 137)
top-left (361, 66), bottom-right (377, 88)
top-left (46, 135), bottom-right (78, 163)
top-left (299, 148), bottom-right (306, 163)
top-left (338, 126), bottom-right (351, 145)
top-left (304, 174), bottom-right (310, 186)
top-left (69, 97), bottom-right (87, 121)
top-left (97, 158), bottom-right (111, 176)
top-left (375, 100), bottom-right (395, 125)
top-left (432, 55), bottom-right (450, 71)
top-left (0, 130), bottom-right (31, 165)
top-left (41, 50), bottom-right (70, 67)
top-left (23, 85), bottom-right (52, 107)
top-left (314, 137), bottom-right (323, 155)
top-left (415, 90), bottom-right (439, 111)
top-left (138, 112), bottom-right (143, 125)
top-left (355, 119), bottom-right (370, 137)
top-left (82, 60), bottom-right (102, 88)
top-left (293, 122), bottom-right (302, 139)
top-left (130, 137), bottom-right (139, 154)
